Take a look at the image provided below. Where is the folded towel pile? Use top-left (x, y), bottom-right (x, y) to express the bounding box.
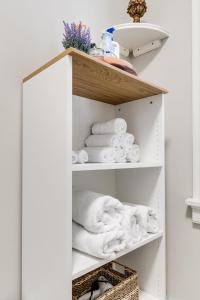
top-left (84, 118), bottom-right (141, 163)
top-left (72, 189), bottom-right (160, 259)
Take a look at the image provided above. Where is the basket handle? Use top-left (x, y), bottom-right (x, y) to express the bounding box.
top-left (110, 261), bottom-right (130, 276)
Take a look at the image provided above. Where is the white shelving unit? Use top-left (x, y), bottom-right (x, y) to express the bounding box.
top-left (22, 48), bottom-right (167, 300)
top-left (113, 23), bottom-right (169, 57)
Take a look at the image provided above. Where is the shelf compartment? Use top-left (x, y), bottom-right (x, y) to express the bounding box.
top-left (23, 48), bottom-right (168, 105)
top-left (72, 231), bottom-right (163, 280)
top-left (72, 162), bottom-right (163, 172)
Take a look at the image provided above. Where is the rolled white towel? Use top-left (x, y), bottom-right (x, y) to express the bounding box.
top-left (124, 202), bottom-right (159, 234)
top-left (120, 133), bottom-right (135, 152)
top-left (72, 190), bottom-right (124, 233)
top-left (85, 134), bottom-right (120, 150)
top-left (92, 118), bottom-right (127, 135)
top-left (72, 222), bottom-right (126, 259)
top-left (77, 150), bottom-right (88, 164)
top-left (84, 147), bottom-right (116, 163)
top-left (121, 205), bottom-right (143, 247)
top-left (115, 148), bottom-right (126, 163)
top-left (136, 205), bottom-right (159, 234)
top-left (126, 144), bottom-right (140, 163)
top-left (72, 151), bottom-right (78, 164)
top-left (73, 150), bottom-right (88, 164)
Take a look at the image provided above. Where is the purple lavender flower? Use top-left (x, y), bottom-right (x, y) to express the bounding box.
top-left (62, 21), bottom-right (91, 53)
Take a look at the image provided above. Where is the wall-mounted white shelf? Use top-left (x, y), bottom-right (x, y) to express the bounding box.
top-left (72, 162), bottom-right (163, 172)
top-left (113, 23), bottom-right (169, 57)
top-left (72, 231), bottom-right (163, 280)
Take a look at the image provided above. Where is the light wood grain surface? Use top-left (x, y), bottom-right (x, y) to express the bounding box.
top-left (23, 48), bottom-right (168, 104)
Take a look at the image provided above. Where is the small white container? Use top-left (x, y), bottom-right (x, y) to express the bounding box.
top-left (112, 41), bottom-right (120, 58)
top-left (101, 32), bottom-right (114, 57)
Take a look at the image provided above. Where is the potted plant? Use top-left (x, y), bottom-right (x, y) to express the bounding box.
top-left (62, 21), bottom-right (91, 53)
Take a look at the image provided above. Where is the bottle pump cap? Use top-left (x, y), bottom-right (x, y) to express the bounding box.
top-left (106, 27), bottom-right (115, 34)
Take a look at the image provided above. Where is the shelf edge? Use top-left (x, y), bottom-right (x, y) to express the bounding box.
top-left (72, 231), bottom-right (163, 280)
top-left (72, 162), bottom-right (163, 172)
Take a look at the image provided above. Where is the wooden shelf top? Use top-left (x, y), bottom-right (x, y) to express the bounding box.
top-left (23, 48), bottom-right (168, 105)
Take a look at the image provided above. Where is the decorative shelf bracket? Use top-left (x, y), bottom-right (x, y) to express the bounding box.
top-left (186, 0), bottom-right (200, 224)
top-left (132, 39), bottom-right (162, 57)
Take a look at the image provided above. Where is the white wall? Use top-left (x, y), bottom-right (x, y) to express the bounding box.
top-left (0, 1), bottom-right (197, 300)
top-left (134, 2), bottom-right (199, 300)
top-left (125, 1), bottom-right (200, 300)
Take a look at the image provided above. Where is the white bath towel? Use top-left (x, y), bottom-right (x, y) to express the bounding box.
top-left (84, 147), bottom-right (116, 163)
top-left (73, 150), bottom-right (88, 164)
top-left (120, 133), bottom-right (135, 152)
top-left (85, 134), bottom-right (120, 150)
top-left (136, 205), bottom-right (159, 234)
top-left (72, 222), bottom-right (126, 259)
top-left (72, 190), bottom-right (124, 233)
top-left (124, 202), bottom-right (159, 234)
top-left (72, 151), bottom-right (78, 164)
top-left (77, 150), bottom-right (88, 164)
top-left (126, 144), bottom-right (140, 163)
top-left (92, 118), bottom-right (127, 135)
top-left (115, 148), bottom-right (127, 163)
top-left (122, 205), bottom-right (143, 247)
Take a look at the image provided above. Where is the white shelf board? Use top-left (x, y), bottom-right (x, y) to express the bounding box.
top-left (72, 231), bottom-right (163, 280)
top-left (140, 291), bottom-right (161, 300)
top-left (113, 23), bottom-right (169, 51)
top-left (72, 162), bottom-right (162, 172)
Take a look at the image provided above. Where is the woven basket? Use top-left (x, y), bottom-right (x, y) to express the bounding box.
top-left (72, 261), bottom-right (139, 300)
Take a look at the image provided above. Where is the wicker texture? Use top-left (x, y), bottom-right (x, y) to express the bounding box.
top-left (72, 262), bottom-right (139, 300)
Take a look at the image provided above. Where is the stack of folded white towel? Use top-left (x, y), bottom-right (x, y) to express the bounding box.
top-left (72, 189), bottom-right (159, 259)
top-left (72, 118), bottom-right (140, 164)
top-left (84, 118), bottom-right (140, 163)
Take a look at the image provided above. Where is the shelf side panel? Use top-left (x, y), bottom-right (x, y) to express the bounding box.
top-left (22, 57), bottom-right (72, 300)
top-left (116, 95), bottom-right (166, 299)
